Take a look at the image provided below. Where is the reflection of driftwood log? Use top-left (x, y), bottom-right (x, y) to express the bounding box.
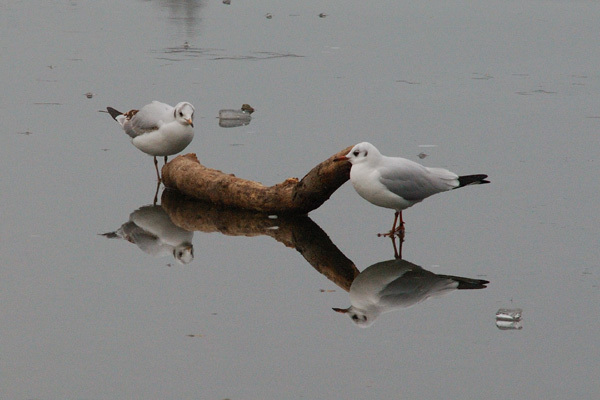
top-left (161, 190), bottom-right (359, 291)
top-left (161, 146), bottom-right (353, 214)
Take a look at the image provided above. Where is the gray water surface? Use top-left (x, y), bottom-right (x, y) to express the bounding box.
top-left (1, 1), bottom-right (599, 399)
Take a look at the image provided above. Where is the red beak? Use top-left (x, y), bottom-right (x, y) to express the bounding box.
top-left (332, 307), bottom-right (349, 313)
top-left (333, 155), bottom-right (349, 162)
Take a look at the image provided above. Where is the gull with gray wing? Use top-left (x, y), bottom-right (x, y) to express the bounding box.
top-left (335, 142), bottom-right (489, 236)
top-left (106, 101), bottom-right (195, 181)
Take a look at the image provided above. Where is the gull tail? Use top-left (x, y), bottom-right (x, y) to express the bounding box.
top-left (106, 107), bottom-right (123, 121)
top-left (437, 275), bottom-right (489, 289)
top-left (99, 231), bottom-right (119, 239)
top-left (457, 174), bottom-right (489, 188)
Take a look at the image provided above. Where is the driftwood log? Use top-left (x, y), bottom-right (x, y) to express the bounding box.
top-left (161, 146), bottom-right (353, 215)
top-left (161, 190), bottom-right (359, 291)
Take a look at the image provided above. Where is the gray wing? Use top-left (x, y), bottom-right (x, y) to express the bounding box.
top-left (125, 101), bottom-right (173, 138)
top-left (377, 268), bottom-right (455, 307)
top-left (379, 159), bottom-right (457, 201)
top-left (129, 230), bottom-right (162, 253)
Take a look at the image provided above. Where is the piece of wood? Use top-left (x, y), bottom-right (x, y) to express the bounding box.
top-left (161, 146), bottom-right (353, 215)
top-left (161, 190), bottom-right (359, 291)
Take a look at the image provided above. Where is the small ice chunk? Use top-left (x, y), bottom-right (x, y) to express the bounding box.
top-left (218, 104), bottom-right (255, 120)
top-left (495, 319), bottom-right (523, 330)
top-left (218, 118), bottom-right (251, 128)
top-left (495, 308), bottom-right (523, 330)
top-left (495, 308), bottom-right (522, 321)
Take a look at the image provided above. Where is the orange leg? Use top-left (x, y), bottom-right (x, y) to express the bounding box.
top-left (391, 234), bottom-right (404, 259)
top-left (378, 211), bottom-right (405, 238)
top-left (153, 180), bottom-right (160, 205)
top-left (153, 156), bottom-right (161, 182)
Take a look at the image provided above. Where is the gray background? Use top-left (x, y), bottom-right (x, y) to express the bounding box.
top-left (1, 0), bottom-right (599, 399)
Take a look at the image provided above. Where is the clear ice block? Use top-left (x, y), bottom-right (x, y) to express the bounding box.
top-left (495, 308), bottom-right (523, 330)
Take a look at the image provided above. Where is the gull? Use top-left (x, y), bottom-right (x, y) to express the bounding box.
top-left (335, 142), bottom-right (489, 236)
top-left (106, 101), bottom-right (195, 181)
top-left (101, 204), bottom-right (194, 264)
top-left (333, 258), bottom-right (489, 327)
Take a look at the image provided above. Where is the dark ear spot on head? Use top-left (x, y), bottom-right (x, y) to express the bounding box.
top-left (364, 151), bottom-right (368, 156)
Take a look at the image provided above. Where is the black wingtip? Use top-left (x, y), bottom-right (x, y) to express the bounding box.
top-left (99, 231), bottom-right (118, 238)
top-left (457, 174), bottom-right (490, 187)
top-left (438, 275), bottom-right (490, 289)
top-left (106, 107), bottom-right (122, 121)
top-left (455, 278), bottom-right (489, 289)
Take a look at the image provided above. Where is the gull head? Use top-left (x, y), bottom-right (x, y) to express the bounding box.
top-left (335, 142), bottom-right (381, 165)
top-left (174, 102), bottom-right (195, 128)
top-left (332, 306), bottom-right (376, 328)
top-left (174, 243), bottom-right (194, 264)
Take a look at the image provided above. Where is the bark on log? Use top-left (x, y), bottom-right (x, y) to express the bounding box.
top-left (161, 190), bottom-right (359, 291)
top-left (161, 146), bottom-right (353, 215)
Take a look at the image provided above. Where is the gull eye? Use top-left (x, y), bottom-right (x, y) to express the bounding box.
top-left (353, 150), bottom-right (360, 156)
top-left (179, 111), bottom-right (184, 117)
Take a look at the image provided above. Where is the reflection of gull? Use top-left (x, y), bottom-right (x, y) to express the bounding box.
top-left (156, 0), bottom-right (204, 36)
top-left (334, 142), bottom-right (489, 237)
top-left (333, 258), bottom-right (488, 327)
top-left (106, 101), bottom-right (195, 181)
top-left (101, 205), bottom-right (194, 264)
